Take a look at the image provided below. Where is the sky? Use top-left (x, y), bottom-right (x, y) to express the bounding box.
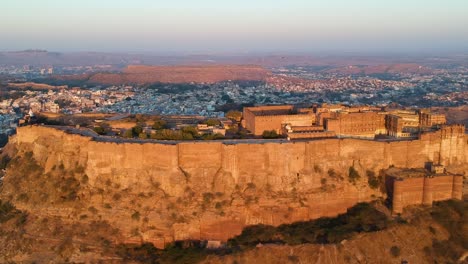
top-left (1, 0), bottom-right (467, 54)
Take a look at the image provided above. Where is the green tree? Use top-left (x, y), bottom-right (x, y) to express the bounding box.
top-left (152, 119), bottom-right (167, 130)
top-left (132, 125), bottom-right (143, 135)
top-left (182, 126), bottom-right (198, 137)
top-left (226, 110), bottom-right (242, 122)
top-left (93, 126), bottom-right (106, 135)
top-left (205, 119), bottom-right (220, 126)
top-left (123, 129), bottom-right (134, 138)
top-left (262, 130), bottom-right (279, 139)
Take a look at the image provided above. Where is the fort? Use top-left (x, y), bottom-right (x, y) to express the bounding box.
top-left (4, 124), bottom-right (466, 248)
top-left (243, 104), bottom-right (450, 140)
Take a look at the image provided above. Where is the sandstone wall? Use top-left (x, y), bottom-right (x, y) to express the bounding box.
top-left (392, 175), bottom-right (463, 214)
top-left (9, 125), bottom-right (467, 247)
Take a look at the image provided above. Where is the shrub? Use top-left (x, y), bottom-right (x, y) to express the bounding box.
top-left (113, 193), bottom-right (122, 201)
top-left (75, 165), bottom-right (85, 174)
top-left (262, 130), bottom-right (279, 139)
top-left (366, 170), bottom-right (380, 189)
top-left (88, 206), bottom-right (98, 214)
top-left (348, 166), bottom-right (360, 183)
top-left (152, 119), bottom-right (167, 130)
top-left (93, 126), bottom-right (106, 135)
top-left (131, 211), bottom-right (141, 221)
top-left (390, 246), bottom-right (401, 257)
top-left (81, 174), bottom-right (89, 184)
top-left (123, 129), bottom-right (134, 138)
top-left (203, 193), bottom-right (214, 204)
top-left (247, 182), bottom-right (256, 189)
top-left (314, 165), bottom-right (322, 173)
top-left (226, 110), bottom-right (242, 121)
top-left (0, 155), bottom-right (11, 170)
top-left (205, 119), bottom-right (220, 126)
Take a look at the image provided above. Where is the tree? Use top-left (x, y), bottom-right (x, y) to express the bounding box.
top-left (226, 110), bottom-right (242, 122)
top-left (262, 130), bottom-right (279, 139)
top-left (152, 119), bottom-right (167, 130)
top-left (205, 119), bottom-right (220, 126)
top-left (93, 126), bottom-right (106, 135)
top-left (222, 94), bottom-right (234, 103)
top-left (182, 126), bottom-right (198, 138)
top-left (123, 129), bottom-right (134, 138)
top-left (132, 125), bottom-right (143, 135)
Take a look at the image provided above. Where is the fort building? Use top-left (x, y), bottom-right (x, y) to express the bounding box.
top-left (419, 111), bottom-right (447, 127)
top-left (323, 111), bottom-right (387, 138)
top-left (243, 105), bottom-right (315, 136)
top-left (385, 111), bottom-right (420, 138)
top-left (243, 104), bottom-right (450, 141)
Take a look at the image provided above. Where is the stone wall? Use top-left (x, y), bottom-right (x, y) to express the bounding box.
top-left (10, 125), bottom-right (467, 247)
top-left (392, 175), bottom-right (463, 214)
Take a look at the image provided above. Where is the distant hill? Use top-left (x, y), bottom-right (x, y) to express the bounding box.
top-left (1, 50), bottom-right (467, 69)
top-left (324, 63), bottom-right (434, 75)
top-left (87, 65), bottom-right (271, 84)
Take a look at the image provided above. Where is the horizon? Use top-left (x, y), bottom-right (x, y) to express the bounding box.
top-left (1, 0), bottom-right (468, 54)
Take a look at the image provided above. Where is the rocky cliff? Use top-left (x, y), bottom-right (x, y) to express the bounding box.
top-left (1, 125), bottom-right (466, 251)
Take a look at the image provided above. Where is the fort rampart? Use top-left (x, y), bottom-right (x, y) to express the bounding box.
top-left (9, 124), bottom-right (467, 246)
top-left (391, 175), bottom-right (463, 214)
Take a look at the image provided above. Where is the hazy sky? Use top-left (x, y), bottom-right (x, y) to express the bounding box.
top-left (1, 0), bottom-right (467, 54)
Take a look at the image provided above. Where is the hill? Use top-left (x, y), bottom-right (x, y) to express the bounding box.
top-left (325, 63), bottom-right (433, 75)
top-left (87, 65), bottom-right (270, 84)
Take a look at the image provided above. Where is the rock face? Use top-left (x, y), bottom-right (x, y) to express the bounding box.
top-left (88, 65), bottom-right (270, 84)
top-left (2, 125), bottom-right (466, 248)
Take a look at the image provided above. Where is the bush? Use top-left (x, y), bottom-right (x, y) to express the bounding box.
top-left (366, 170), bottom-right (380, 189)
top-left (0, 155), bottom-right (11, 170)
top-left (93, 126), bottom-right (106, 135)
top-left (152, 119), bottom-right (168, 130)
top-left (123, 129), bottom-right (134, 138)
top-left (205, 119), bottom-right (220, 126)
top-left (262, 130), bottom-right (279, 139)
top-left (348, 166), bottom-right (360, 183)
top-left (390, 246), bottom-right (401, 257)
top-left (226, 110), bottom-right (242, 121)
top-left (314, 165), bottom-right (322, 173)
top-left (131, 211), bottom-right (140, 221)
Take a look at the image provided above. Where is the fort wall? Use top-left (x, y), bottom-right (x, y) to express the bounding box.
top-left (392, 175), bottom-right (463, 214)
top-left (11, 125), bottom-right (467, 246)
